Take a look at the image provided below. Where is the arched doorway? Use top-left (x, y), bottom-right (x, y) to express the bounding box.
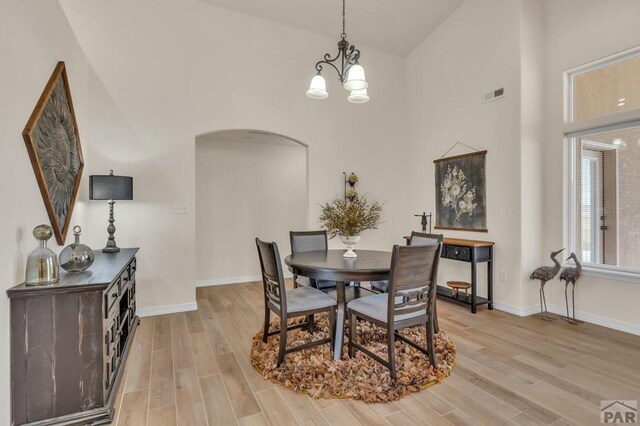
top-left (195, 129), bottom-right (308, 286)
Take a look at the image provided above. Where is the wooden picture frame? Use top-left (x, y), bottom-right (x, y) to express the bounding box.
top-left (434, 150), bottom-right (487, 232)
top-left (23, 62), bottom-right (84, 245)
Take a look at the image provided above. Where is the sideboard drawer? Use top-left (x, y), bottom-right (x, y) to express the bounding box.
top-left (105, 278), bottom-right (121, 318)
top-left (442, 245), bottom-right (472, 261)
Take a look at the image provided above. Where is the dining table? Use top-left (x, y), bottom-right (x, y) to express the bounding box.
top-left (284, 249), bottom-right (391, 360)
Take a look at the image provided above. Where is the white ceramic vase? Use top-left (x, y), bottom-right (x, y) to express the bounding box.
top-left (340, 235), bottom-right (361, 258)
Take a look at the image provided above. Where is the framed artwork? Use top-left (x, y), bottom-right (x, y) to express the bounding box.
top-left (434, 150), bottom-right (487, 232)
top-left (23, 62), bottom-right (84, 245)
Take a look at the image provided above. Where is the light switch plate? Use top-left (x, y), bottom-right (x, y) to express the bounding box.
top-left (499, 270), bottom-right (507, 282)
top-left (172, 203), bottom-right (190, 215)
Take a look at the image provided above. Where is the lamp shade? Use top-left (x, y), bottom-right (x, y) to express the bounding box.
top-left (89, 172), bottom-right (133, 200)
top-left (348, 88), bottom-right (370, 104)
top-left (306, 74), bottom-right (329, 99)
top-left (344, 64), bottom-right (368, 91)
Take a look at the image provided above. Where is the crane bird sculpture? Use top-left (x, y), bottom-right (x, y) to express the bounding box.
top-left (559, 252), bottom-right (582, 324)
top-left (530, 248), bottom-right (564, 320)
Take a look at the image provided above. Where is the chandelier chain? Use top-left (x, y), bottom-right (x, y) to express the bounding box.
top-left (341, 0), bottom-right (347, 39)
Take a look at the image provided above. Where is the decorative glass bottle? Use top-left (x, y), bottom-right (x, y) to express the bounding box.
top-left (25, 224), bottom-right (60, 285)
top-left (60, 226), bottom-right (95, 272)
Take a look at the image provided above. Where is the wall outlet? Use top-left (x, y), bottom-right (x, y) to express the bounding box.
top-left (172, 203), bottom-right (190, 215)
top-left (499, 270), bottom-right (507, 282)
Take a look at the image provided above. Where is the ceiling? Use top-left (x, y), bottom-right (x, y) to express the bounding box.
top-left (195, 0), bottom-right (465, 55)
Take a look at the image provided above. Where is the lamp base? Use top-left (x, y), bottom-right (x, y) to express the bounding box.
top-left (102, 246), bottom-right (120, 253)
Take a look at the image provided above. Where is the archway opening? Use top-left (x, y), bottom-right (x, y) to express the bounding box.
top-left (195, 129), bottom-right (308, 286)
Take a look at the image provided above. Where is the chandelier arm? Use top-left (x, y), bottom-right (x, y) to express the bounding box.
top-left (346, 47), bottom-right (360, 65)
top-left (314, 59), bottom-right (341, 78)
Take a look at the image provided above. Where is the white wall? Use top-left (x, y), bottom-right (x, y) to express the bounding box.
top-left (541, 0), bottom-right (640, 331)
top-left (59, 0), bottom-right (411, 315)
top-left (405, 0), bottom-right (524, 310)
top-left (519, 0), bottom-right (546, 309)
top-left (195, 136), bottom-right (307, 283)
top-left (407, 0), bottom-right (640, 332)
top-left (0, 0), bottom-right (140, 419)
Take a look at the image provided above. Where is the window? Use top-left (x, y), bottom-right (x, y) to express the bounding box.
top-left (567, 49), bottom-right (640, 278)
top-left (571, 53), bottom-right (640, 122)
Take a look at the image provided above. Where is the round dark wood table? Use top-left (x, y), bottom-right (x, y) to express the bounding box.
top-left (284, 249), bottom-right (391, 360)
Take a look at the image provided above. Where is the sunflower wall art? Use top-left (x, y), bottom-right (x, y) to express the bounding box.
top-left (23, 62), bottom-right (84, 245)
top-left (434, 150), bottom-right (487, 232)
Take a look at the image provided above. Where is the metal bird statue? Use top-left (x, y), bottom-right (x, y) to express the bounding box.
top-left (559, 252), bottom-right (582, 324)
top-left (530, 248), bottom-right (564, 320)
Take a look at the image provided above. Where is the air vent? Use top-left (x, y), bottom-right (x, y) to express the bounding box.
top-left (482, 87), bottom-right (505, 103)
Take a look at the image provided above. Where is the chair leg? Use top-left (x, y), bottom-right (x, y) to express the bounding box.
top-left (307, 313), bottom-right (316, 333)
top-left (262, 307), bottom-right (270, 343)
top-left (277, 315), bottom-right (287, 367)
top-left (348, 310), bottom-right (356, 358)
top-left (329, 308), bottom-right (336, 355)
top-left (433, 301), bottom-right (440, 333)
top-left (387, 328), bottom-right (397, 380)
top-left (426, 320), bottom-right (436, 367)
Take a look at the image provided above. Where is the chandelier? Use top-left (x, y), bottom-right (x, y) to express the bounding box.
top-left (306, 0), bottom-right (369, 103)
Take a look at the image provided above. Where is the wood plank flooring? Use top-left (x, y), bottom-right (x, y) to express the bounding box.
top-left (110, 281), bottom-right (640, 425)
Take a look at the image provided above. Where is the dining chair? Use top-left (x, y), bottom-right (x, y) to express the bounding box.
top-left (409, 231), bottom-right (443, 333)
top-left (256, 238), bottom-right (337, 366)
top-left (289, 230), bottom-right (336, 290)
top-left (369, 231), bottom-right (443, 293)
top-left (347, 243), bottom-right (442, 380)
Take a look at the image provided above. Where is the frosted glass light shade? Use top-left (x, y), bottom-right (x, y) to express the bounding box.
top-left (344, 64), bottom-right (368, 91)
top-left (348, 88), bottom-right (369, 104)
top-left (306, 74), bottom-right (329, 99)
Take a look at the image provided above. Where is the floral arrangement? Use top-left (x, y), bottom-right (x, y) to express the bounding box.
top-left (319, 196), bottom-right (383, 238)
top-left (347, 173), bottom-right (358, 186)
top-left (346, 189), bottom-right (358, 201)
top-left (440, 165), bottom-right (477, 222)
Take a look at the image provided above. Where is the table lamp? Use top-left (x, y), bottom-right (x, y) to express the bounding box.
top-left (89, 170), bottom-right (133, 253)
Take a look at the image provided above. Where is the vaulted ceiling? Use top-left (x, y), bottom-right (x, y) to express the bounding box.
top-left (195, 0), bottom-right (465, 55)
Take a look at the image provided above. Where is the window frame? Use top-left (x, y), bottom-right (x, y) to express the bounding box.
top-left (564, 46), bottom-right (640, 283)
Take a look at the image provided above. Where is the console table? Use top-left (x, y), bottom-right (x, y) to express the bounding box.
top-left (404, 236), bottom-right (494, 313)
top-left (7, 248), bottom-right (139, 426)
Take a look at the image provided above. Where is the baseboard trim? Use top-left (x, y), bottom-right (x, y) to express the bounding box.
top-left (493, 301), bottom-right (640, 336)
top-left (196, 273), bottom-right (293, 288)
top-left (492, 301), bottom-right (540, 317)
top-left (137, 301), bottom-right (198, 317)
top-left (543, 303), bottom-right (640, 336)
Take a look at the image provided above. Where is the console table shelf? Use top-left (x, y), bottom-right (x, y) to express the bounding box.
top-left (7, 248), bottom-right (139, 426)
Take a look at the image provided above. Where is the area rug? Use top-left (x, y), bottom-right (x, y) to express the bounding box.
top-left (250, 313), bottom-right (456, 403)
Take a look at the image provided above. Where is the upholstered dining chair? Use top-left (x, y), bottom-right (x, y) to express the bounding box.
top-left (409, 232), bottom-right (443, 333)
top-left (347, 243), bottom-right (442, 379)
top-left (289, 230), bottom-right (336, 290)
top-left (256, 238), bottom-right (337, 366)
top-left (370, 231), bottom-right (443, 293)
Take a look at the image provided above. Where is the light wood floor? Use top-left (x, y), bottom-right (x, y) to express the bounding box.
top-left (110, 281), bottom-right (640, 426)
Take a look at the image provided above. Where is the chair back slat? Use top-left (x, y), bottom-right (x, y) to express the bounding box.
top-left (290, 230), bottom-right (328, 254)
top-left (387, 243), bottom-right (442, 321)
top-left (255, 238), bottom-right (286, 307)
top-left (409, 231), bottom-right (443, 246)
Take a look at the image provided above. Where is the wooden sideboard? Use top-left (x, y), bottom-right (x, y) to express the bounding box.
top-left (6, 248), bottom-right (139, 426)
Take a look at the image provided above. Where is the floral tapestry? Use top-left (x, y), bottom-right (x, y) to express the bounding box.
top-left (434, 151), bottom-right (487, 232)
